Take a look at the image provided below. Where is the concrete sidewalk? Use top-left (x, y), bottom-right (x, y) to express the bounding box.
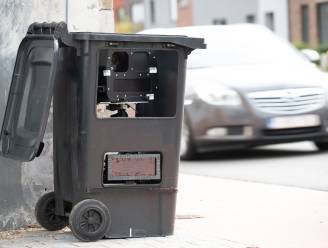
top-left (0, 174), bottom-right (328, 248)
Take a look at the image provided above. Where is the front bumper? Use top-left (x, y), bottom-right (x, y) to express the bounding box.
top-left (185, 99), bottom-right (328, 152)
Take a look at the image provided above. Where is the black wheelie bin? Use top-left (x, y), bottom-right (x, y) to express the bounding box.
top-left (0, 22), bottom-right (205, 241)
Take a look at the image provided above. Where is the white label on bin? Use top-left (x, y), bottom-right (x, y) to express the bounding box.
top-left (146, 94), bottom-right (155, 100)
top-left (149, 67), bottom-right (157, 74)
top-left (103, 69), bottom-right (111, 77)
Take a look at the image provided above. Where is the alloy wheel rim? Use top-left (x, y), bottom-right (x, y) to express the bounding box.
top-left (180, 121), bottom-right (189, 157)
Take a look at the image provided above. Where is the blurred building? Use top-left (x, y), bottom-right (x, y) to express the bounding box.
top-left (113, 0), bottom-right (289, 40)
top-left (258, 0), bottom-right (289, 41)
top-left (114, 0), bottom-right (142, 33)
top-left (113, 0), bottom-right (328, 49)
top-left (177, 0), bottom-right (258, 26)
top-left (114, 0), bottom-right (177, 32)
top-left (176, 0), bottom-right (289, 40)
top-left (289, 0), bottom-right (328, 48)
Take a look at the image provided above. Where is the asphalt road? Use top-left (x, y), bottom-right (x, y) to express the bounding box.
top-left (180, 141), bottom-right (328, 191)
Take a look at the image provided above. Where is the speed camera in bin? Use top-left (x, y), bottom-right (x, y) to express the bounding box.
top-left (0, 22), bottom-right (205, 242)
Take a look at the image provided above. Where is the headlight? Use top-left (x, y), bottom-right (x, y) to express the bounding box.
top-left (195, 85), bottom-right (242, 106)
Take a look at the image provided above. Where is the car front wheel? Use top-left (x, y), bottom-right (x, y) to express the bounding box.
top-left (314, 141), bottom-right (328, 151)
top-left (180, 118), bottom-right (196, 160)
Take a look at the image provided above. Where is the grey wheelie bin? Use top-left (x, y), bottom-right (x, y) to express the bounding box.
top-left (0, 22), bottom-right (205, 241)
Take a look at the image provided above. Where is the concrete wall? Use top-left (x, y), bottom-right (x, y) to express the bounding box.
top-left (68, 0), bottom-right (114, 32)
top-left (191, 0), bottom-right (258, 25)
top-left (0, 0), bottom-right (65, 230)
top-left (0, 0), bottom-right (113, 230)
top-left (258, 0), bottom-right (289, 40)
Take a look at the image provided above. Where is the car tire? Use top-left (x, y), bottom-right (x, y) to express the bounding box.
top-left (69, 199), bottom-right (111, 242)
top-left (35, 192), bottom-right (68, 231)
top-left (180, 117), bottom-right (196, 160)
top-left (314, 142), bottom-right (328, 151)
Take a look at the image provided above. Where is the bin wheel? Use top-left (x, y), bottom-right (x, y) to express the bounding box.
top-left (35, 192), bottom-right (68, 231)
top-left (69, 199), bottom-right (111, 242)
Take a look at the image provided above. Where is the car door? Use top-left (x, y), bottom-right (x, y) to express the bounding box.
top-left (0, 34), bottom-right (58, 161)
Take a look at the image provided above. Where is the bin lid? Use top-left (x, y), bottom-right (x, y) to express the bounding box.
top-left (0, 24), bottom-right (59, 161)
top-left (70, 32), bottom-right (206, 51)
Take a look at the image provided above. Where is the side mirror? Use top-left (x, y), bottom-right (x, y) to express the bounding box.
top-left (301, 49), bottom-right (320, 64)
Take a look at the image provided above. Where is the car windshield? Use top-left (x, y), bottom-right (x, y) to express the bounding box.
top-left (185, 25), bottom-right (306, 69)
top-left (142, 25), bottom-right (306, 69)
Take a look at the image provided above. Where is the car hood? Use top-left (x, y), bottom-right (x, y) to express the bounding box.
top-left (187, 63), bottom-right (328, 93)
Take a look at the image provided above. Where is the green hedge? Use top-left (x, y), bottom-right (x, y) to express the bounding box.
top-left (317, 43), bottom-right (328, 54)
top-left (293, 42), bottom-right (328, 54)
top-left (293, 42), bottom-right (309, 50)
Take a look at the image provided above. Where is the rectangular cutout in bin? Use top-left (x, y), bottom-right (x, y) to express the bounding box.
top-left (105, 153), bottom-right (161, 181)
top-left (97, 49), bottom-right (178, 118)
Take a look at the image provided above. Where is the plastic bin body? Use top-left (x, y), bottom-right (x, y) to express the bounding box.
top-left (53, 39), bottom-right (188, 237)
top-left (0, 22), bottom-right (205, 239)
